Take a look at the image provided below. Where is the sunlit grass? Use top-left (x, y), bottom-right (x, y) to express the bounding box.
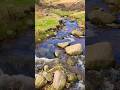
top-left (35, 10), bottom-right (60, 43)
top-left (70, 11), bottom-right (85, 25)
top-left (35, 15), bottom-right (59, 31)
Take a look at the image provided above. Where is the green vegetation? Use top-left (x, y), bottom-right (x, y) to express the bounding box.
top-left (0, 0), bottom-right (33, 41)
top-left (35, 11), bottom-right (60, 43)
top-left (35, 11), bottom-right (59, 43)
top-left (35, 14), bottom-right (59, 32)
top-left (70, 11), bottom-right (85, 25)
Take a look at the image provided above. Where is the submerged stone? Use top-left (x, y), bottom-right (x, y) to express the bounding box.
top-left (54, 49), bottom-right (63, 57)
top-left (35, 44), bottom-right (55, 59)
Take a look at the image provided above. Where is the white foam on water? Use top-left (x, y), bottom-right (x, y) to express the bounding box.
top-left (71, 80), bottom-right (85, 90)
top-left (78, 81), bottom-right (85, 90)
top-left (65, 36), bottom-right (75, 43)
top-left (35, 55), bottom-right (54, 62)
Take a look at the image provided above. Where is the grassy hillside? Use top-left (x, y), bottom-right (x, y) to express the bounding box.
top-left (35, 8), bottom-right (85, 43)
top-left (41, 0), bottom-right (84, 4)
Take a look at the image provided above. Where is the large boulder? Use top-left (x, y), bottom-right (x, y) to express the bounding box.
top-left (35, 74), bottom-right (47, 88)
top-left (86, 42), bottom-right (115, 69)
top-left (65, 44), bottom-right (83, 55)
top-left (88, 9), bottom-right (116, 24)
top-left (52, 70), bottom-right (66, 90)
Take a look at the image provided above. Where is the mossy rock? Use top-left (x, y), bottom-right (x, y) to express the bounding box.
top-left (67, 73), bottom-right (77, 82)
top-left (67, 57), bottom-right (76, 66)
top-left (35, 74), bottom-right (47, 88)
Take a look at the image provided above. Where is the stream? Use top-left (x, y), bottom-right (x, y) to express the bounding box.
top-left (35, 19), bottom-right (85, 90)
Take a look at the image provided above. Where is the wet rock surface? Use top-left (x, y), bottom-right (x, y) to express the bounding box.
top-left (65, 44), bottom-right (83, 56)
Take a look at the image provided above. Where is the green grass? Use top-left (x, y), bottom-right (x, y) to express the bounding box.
top-left (35, 15), bottom-right (59, 31)
top-left (35, 12), bottom-right (60, 43)
top-left (70, 11), bottom-right (85, 25)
